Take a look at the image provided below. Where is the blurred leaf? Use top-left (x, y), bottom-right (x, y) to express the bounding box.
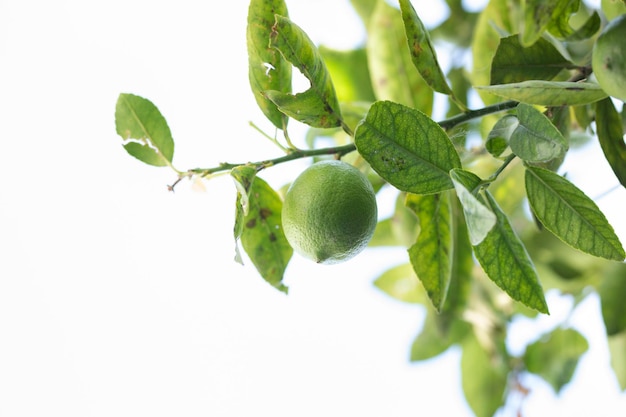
top-left (486, 114), bottom-right (518, 157)
top-left (525, 165), bottom-right (626, 261)
top-left (370, 191), bottom-right (419, 247)
top-left (350, 0), bottom-right (378, 27)
top-left (548, 3), bottom-right (601, 41)
top-left (471, 0), bottom-right (517, 104)
top-left (237, 176), bottom-right (292, 293)
top-left (366, 0), bottom-right (433, 114)
top-left (266, 16), bottom-right (343, 129)
top-left (399, 0), bottom-right (452, 95)
top-left (461, 331), bottom-right (509, 417)
top-left (246, 0), bottom-right (291, 130)
top-left (474, 191), bottom-right (549, 313)
top-left (406, 192), bottom-right (453, 312)
top-left (510, 103), bottom-right (568, 163)
top-left (410, 309), bottom-right (470, 361)
top-left (521, 0), bottom-right (572, 46)
top-left (450, 169), bottom-right (496, 246)
top-left (476, 81), bottom-right (608, 106)
top-left (524, 327), bottom-right (589, 393)
top-left (601, 0), bottom-right (626, 21)
top-left (599, 263), bottom-right (626, 335)
top-left (319, 46), bottom-right (376, 103)
top-left (490, 35), bottom-right (572, 84)
top-left (608, 330), bottom-right (626, 390)
top-left (373, 263), bottom-right (425, 304)
top-left (115, 93), bottom-right (174, 167)
top-left (355, 101), bottom-right (461, 194)
top-left (595, 97), bottom-right (626, 189)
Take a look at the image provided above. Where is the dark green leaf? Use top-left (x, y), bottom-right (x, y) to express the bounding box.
top-left (476, 81), bottom-right (608, 106)
top-left (461, 332), bottom-right (509, 417)
top-left (608, 331), bottom-right (626, 390)
top-left (406, 192), bottom-right (453, 312)
top-left (473, 191), bottom-right (549, 313)
top-left (355, 101), bottom-right (461, 194)
top-left (449, 169), bottom-right (496, 245)
top-left (521, 0), bottom-right (572, 46)
top-left (510, 103), bottom-right (568, 163)
top-left (399, 0), bottom-right (452, 95)
top-left (246, 0), bottom-right (291, 130)
top-left (524, 327), bottom-right (589, 393)
top-left (265, 15), bottom-right (343, 129)
top-left (237, 176), bottom-right (292, 293)
top-left (490, 35), bottom-right (572, 84)
top-left (486, 114), bottom-right (518, 157)
top-left (366, 0), bottom-right (433, 113)
top-left (599, 263), bottom-right (626, 335)
top-left (115, 93), bottom-right (174, 167)
top-left (595, 97), bottom-right (626, 189)
top-left (373, 263), bottom-right (425, 304)
top-left (525, 165), bottom-right (626, 261)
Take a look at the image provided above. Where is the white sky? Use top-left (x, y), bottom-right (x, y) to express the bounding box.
top-left (1, 1), bottom-right (625, 416)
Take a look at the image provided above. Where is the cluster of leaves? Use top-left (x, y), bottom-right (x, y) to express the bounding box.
top-left (114, 0), bottom-right (626, 415)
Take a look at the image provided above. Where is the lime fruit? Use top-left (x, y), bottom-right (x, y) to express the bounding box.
top-left (592, 14), bottom-right (626, 101)
top-left (282, 160), bottom-right (378, 264)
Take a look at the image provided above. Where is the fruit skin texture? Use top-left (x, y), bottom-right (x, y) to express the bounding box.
top-left (592, 14), bottom-right (626, 101)
top-left (282, 160), bottom-right (378, 265)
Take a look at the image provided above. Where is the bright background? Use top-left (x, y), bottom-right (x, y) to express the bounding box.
top-left (1, 0), bottom-right (625, 416)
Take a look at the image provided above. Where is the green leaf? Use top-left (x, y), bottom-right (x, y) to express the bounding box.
top-left (246, 0), bottom-right (291, 130)
top-left (461, 331), bottom-right (509, 417)
top-left (608, 331), bottom-right (626, 390)
top-left (319, 46), bottom-right (376, 103)
top-left (398, 0), bottom-right (452, 95)
top-left (115, 93), bottom-right (174, 167)
top-left (524, 327), bottom-right (589, 393)
top-left (510, 103), bottom-right (568, 163)
top-left (237, 176), bottom-right (292, 293)
top-left (598, 264), bottom-right (626, 335)
top-left (486, 114), bottom-right (518, 157)
top-left (366, 0), bottom-right (433, 114)
top-left (373, 263), bottom-right (425, 304)
top-left (265, 15), bottom-right (343, 129)
top-left (473, 190), bottom-right (549, 313)
top-left (355, 100), bottom-right (461, 194)
top-left (548, 3), bottom-right (601, 41)
top-left (525, 165), bottom-right (626, 261)
top-left (521, 0), bottom-right (572, 46)
top-left (369, 192), bottom-right (419, 247)
top-left (449, 169), bottom-right (496, 245)
top-left (490, 35), bottom-right (572, 85)
top-left (476, 81), bottom-right (608, 106)
top-left (232, 165), bottom-right (259, 264)
top-left (406, 192), bottom-right (453, 312)
top-left (602, 0), bottom-right (626, 21)
top-left (595, 97), bottom-right (626, 189)
top-left (410, 309), bottom-right (469, 361)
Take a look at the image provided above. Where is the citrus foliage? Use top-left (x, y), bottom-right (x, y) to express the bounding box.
top-left (113, 0), bottom-right (626, 415)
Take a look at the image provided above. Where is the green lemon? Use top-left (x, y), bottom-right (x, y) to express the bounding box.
top-left (592, 14), bottom-right (626, 101)
top-left (282, 160), bottom-right (378, 264)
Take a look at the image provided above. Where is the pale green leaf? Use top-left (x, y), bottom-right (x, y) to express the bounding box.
top-left (355, 101), bottom-right (461, 194)
top-left (406, 192), bottom-right (453, 312)
top-left (525, 165), bottom-right (626, 261)
top-left (524, 327), bottom-right (589, 393)
top-left (319, 46), bottom-right (376, 103)
top-left (490, 35), bottom-right (572, 84)
top-left (373, 263), bottom-right (425, 304)
top-left (476, 81), bottom-right (608, 106)
top-left (246, 0), bottom-right (291, 130)
top-left (238, 176), bottom-right (292, 293)
top-left (115, 93), bottom-right (174, 167)
top-left (366, 0), bottom-right (433, 114)
top-left (598, 264), bottom-right (626, 335)
top-left (608, 331), bottom-right (626, 390)
top-left (410, 310), bottom-right (470, 361)
top-left (449, 169), bottom-right (496, 245)
top-left (473, 191), bottom-right (549, 313)
top-left (265, 15), bottom-right (343, 129)
top-left (595, 97), bottom-right (626, 189)
top-left (486, 114), bottom-right (518, 157)
top-left (461, 332), bottom-right (509, 417)
top-left (399, 0), bottom-right (452, 95)
top-left (510, 103), bottom-right (568, 163)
